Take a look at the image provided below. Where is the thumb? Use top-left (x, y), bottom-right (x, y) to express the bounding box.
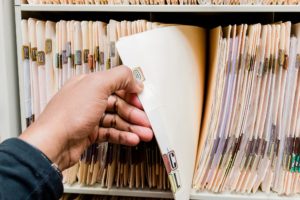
top-left (95, 65), bottom-right (144, 95)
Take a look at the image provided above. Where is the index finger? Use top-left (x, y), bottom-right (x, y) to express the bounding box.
top-left (115, 91), bottom-right (144, 110)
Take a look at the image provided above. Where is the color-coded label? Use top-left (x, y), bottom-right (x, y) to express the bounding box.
top-left (163, 150), bottom-right (181, 193)
top-left (296, 154), bottom-right (300, 172)
top-left (132, 67), bottom-right (145, 82)
top-left (94, 46), bottom-right (99, 62)
top-left (37, 51), bottom-right (45, 65)
top-left (83, 49), bottom-right (89, 63)
top-left (290, 153), bottom-right (296, 172)
top-left (296, 54), bottom-right (300, 69)
top-left (31, 47), bottom-right (37, 61)
top-left (22, 46), bottom-right (29, 60)
top-left (168, 170), bottom-right (181, 193)
top-left (110, 42), bottom-right (115, 57)
top-left (106, 58), bottom-right (111, 70)
top-left (66, 42), bottom-right (71, 57)
top-left (45, 39), bottom-right (52, 54)
top-left (88, 55), bottom-right (94, 70)
top-left (55, 53), bottom-right (59, 68)
top-left (75, 50), bottom-right (82, 65)
top-left (62, 50), bottom-right (68, 64)
top-left (100, 52), bottom-right (104, 65)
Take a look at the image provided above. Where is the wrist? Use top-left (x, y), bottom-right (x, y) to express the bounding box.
top-left (19, 122), bottom-right (66, 171)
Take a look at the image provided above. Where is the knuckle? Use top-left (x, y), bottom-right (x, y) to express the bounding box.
top-left (127, 106), bottom-right (134, 122)
top-left (118, 131), bottom-right (125, 144)
top-left (112, 115), bottom-right (117, 128)
top-left (128, 125), bottom-right (133, 132)
top-left (105, 128), bottom-right (112, 141)
top-left (113, 95), bottom-right (119, 112)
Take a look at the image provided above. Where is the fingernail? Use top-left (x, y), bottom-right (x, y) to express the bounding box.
top-left (135, 79), bottom-right (144, 92)
top-left (128, 133), bottom-right (140, 145)
top-left (132, 67), bottom-right (145, 92)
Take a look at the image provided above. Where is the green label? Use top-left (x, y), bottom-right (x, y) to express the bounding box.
top-left (296, 155), bottom-right (300, 173)
top-left (290, 154), bottom-right (296, 173)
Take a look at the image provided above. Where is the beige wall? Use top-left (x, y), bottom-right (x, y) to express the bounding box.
top-left (0, 1), bottom-right (20, 141)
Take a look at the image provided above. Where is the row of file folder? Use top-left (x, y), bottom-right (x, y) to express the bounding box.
top-left (24, 0), bottom-right (300, 5)
top-left (20, 17), bottom-right (300, 198)
top-left (193, 22), bottom-right (300, 195)
top-left (63, 141), bottom-right (170, 190)
top-left (21, 18), bottom-right (161, 127)
top-left (21, 18), bottom-right (169, 191)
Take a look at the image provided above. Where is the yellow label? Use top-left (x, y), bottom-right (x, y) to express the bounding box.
top-left (278, 49), bottom-right (284, 67)
top-left (45, 39), bottom-right (52, 54)
top-left (168, 170), bottom-right (181, 193)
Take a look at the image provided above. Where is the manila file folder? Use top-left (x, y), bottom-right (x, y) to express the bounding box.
top-left (116, 25), bottom-right (206, 200)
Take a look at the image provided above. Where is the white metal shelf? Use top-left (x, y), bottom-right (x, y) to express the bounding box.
top-left (17, 4), bottom-right (300, 13)
top-left (64, 183), bottom-right (173, 198)
top-left (63, 185), bottom-right (300, 199)
top-left (190, 189), bottom-right (300, 200)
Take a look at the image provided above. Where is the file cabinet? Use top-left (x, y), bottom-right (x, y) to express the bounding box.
top-left (14, 0), bottom-right (300, 199)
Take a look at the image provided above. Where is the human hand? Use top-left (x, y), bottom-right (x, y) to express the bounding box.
top-left (19, 66), bottom-right (153, 171)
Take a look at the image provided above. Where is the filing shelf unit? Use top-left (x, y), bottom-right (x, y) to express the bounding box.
top-left (14, 0), bottom-right (300, 199)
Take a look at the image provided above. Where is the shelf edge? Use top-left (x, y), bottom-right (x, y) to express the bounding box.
top-left (64, 183), bottom-right (173, 199)
top-left (18, 4), bottom-right (300, 12)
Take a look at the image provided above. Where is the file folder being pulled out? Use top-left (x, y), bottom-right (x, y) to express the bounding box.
top-left (116, 25), bottom-right (206, 200)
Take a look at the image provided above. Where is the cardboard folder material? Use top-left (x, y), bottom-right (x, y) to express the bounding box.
top-left (116, 25), bottom-right (206, 200)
